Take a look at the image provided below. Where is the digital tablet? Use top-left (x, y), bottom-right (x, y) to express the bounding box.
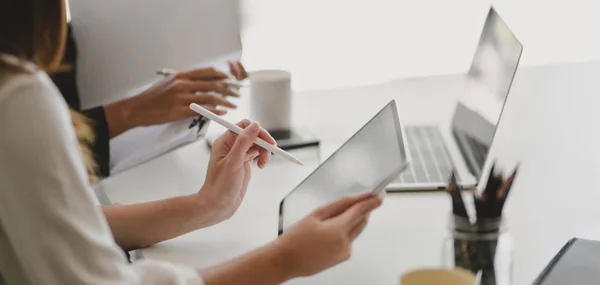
top-left (278, 100), bottom-right (411, 234)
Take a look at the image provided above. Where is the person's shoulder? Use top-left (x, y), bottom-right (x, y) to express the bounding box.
top-left (0, 70), bottom-right (70, 136)
top-left (0, 69), bottom-right (73, 154)
top-left (0, 70), bottom-right (59, 106)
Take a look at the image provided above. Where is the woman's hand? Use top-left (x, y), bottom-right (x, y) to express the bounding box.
top-left (104, 66), bottom-right (242, 137)
top-left (198, 120), bottom-right (276, 223)
top-left (130, 67), bottom-right (239, 122)
top-left (273, 193), bottom-right (382, 278)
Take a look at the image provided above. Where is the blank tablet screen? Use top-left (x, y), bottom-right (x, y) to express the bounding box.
top-left (279, 101), bottom-right (409, 232)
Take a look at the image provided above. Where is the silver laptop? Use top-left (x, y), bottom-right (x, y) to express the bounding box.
top-left (387, 7), bottom-right (523, 191)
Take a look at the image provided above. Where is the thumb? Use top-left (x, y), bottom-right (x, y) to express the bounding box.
top-left (228, 122), bottom-right (260, 165)
top-left (312, 192), bottom-right (373, 220)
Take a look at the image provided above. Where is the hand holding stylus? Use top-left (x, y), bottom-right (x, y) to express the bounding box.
top-left (198, 120), bottom-right (276, 224)
top-left (189, 103), bottom-right (304, 166)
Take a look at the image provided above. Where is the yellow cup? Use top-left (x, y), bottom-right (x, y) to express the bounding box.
top-left (401, 268), bottom-right (476, 285)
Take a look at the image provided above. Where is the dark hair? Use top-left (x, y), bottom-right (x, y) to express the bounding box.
top-left (0, 0), bottom-right (67, 71)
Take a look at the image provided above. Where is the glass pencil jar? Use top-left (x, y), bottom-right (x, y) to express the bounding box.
top-left (442, 215), bottom-right (514, 285)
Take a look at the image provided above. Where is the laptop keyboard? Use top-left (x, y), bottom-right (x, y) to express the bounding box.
top-left (394, 126), bottom-right (456, 184)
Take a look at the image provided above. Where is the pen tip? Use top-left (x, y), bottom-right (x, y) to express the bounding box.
top-left (293, 158), bottom-right (304, 166)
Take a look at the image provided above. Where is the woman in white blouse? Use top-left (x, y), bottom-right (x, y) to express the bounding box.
top-left (0, 1), bottom-right (382, 284)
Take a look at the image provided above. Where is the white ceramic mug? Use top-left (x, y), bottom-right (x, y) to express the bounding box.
top-left (401, 268), bottom-right (475, 285)
top-left (249, 70), bottom-right (292, 131)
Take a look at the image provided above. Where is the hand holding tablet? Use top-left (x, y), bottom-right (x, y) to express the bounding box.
top-left (278, 100), bottom-right (411, 233)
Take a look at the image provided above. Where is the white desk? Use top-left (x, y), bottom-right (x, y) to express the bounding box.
top-left (100, 59), bottom-right (600, 284)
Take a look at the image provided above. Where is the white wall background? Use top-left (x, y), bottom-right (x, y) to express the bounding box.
top-left (240, 0), bottom-right (600, 91)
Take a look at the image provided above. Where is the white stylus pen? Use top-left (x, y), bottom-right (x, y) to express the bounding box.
top-left (189, 103), bottom-right (304, 166)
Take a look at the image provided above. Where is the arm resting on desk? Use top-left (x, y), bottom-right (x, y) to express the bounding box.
top-left (101, 196), bottom-right (293, 285)
top-left (200, 244), bottom-right (292, 285)
top-left (200, 244), bottom-right (291, 285)
top-left (102, 193), bottom-right (221, 251)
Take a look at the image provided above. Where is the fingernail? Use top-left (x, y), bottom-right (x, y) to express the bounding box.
top-left (247, 122), bottom-right (259, 132)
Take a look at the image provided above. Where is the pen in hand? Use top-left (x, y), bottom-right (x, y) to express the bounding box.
top-left (155, 68), bottom-right (208, 129)
top-left (189, 103), bottom-right (304, 166)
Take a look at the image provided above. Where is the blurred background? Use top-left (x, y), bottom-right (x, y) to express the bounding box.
top-left (240, 0), bottom-right (600, 91)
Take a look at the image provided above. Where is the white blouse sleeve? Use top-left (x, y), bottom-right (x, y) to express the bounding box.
top-left (0, 73), bottom-right (203, 285)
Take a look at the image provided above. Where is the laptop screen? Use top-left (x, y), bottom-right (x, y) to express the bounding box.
top-left (450, 7), bottom-right (523, 179)
top-left (279, 101), bottom-right (409, 232)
